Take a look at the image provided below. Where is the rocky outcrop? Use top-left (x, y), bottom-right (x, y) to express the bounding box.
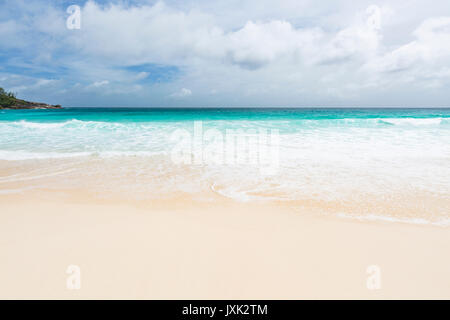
top-left (0, 87), bottom-right (62, 109)
top-left (1, 99), bottom-right (62, 110)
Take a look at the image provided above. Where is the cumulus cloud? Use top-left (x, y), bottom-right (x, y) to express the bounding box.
top-left (363, 16), bottom-right (450, 89)
top-left (91, 80), bottom-right (110, 87)
top-left (67, 2), bottom-right (385, 70)
top-left (1, 0), bottom-right (450, 106)
top-left (171, 88), bottom-right (192, 98)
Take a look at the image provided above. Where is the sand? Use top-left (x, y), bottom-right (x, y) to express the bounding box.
top-left (0, 190), bottom-right (449, 300)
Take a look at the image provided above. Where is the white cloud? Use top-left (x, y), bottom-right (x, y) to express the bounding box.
top-left (2, 0), bottom-right (450, 106)
top-left (364, 16), bottom-right (450, 84)
top-left (68, 2), bottom-right (385, 69)
top-left (91, 80), bottom-right (110, 87)
top-left (69, 2), bottom-right (405, 75)
top-left (171, 88), bottom-right (192, 98)
top-left (135, 72), bottom-right (149, 80)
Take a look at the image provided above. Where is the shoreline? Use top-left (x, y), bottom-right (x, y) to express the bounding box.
top-left (2, 186), bottom-right (449, 228)
top-left (1, 155), bottom-right (449, 227)
top-left (0, 105), bottom-right (62, 110)
top-left (1, 107), bottom-right (449, 299)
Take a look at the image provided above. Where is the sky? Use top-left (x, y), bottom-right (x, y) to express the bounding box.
top-left (1, 0), bottom-right (450, 107)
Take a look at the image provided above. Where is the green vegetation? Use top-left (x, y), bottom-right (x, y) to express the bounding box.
top-left (0, 87), bottom-right (61, 109)
top-left (0, 87), bottom-right (17, 108)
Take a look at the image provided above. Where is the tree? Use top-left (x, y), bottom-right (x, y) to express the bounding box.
top-left (0, 87), bottom-right (17, 107)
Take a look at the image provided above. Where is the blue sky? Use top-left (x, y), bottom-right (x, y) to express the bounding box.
top-left (1, 0), bottom-right (450, 107)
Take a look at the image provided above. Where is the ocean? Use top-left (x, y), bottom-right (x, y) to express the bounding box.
top-left (1, 108), bottom-right (449, 225)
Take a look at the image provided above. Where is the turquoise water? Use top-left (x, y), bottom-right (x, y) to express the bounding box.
top-left (1, 107), bottom-right (450, 123)
top-left (1, 107), bottom-right (449, 158)
top-left (1, 108), bottom-right (449, 224)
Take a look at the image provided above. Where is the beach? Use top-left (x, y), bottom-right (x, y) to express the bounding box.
top-left (0, 108), bottom-right (449, 299)
top-left (3, 0), bottom-right (450, 303)
top-left (0, 189), bottom-right (449, 299)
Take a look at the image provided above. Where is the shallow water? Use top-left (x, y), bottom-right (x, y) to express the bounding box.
top-left (1, 108), bottom-right (449, 225)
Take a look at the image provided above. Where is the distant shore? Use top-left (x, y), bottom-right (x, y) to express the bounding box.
top-left (0, 87), bottom-right (62, 110)
top-left (0, 102), bottom-right (62, 110)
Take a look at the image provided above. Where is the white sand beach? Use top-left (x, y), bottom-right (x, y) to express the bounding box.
top-left (1, 189), bottom-right (449, 299)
